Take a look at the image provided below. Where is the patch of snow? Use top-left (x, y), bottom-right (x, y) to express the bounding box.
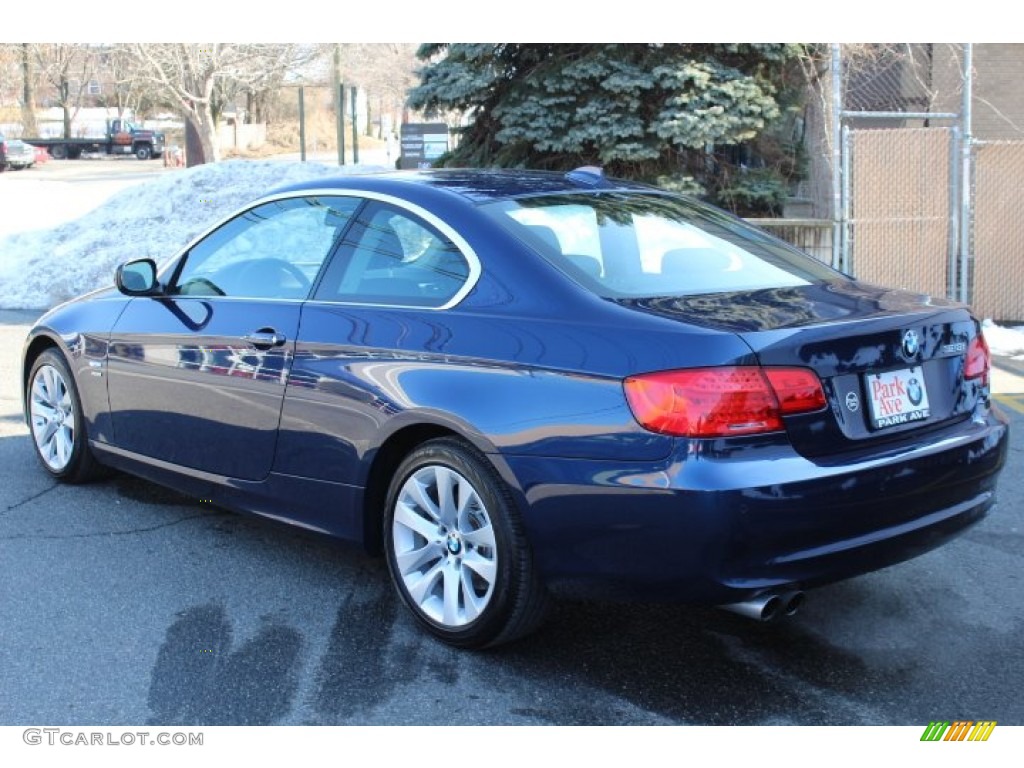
top-left (981, 318), bottom-right (1024, 358)
top-left (0, 160), bottom-right (384, 309)
top-left (0, 178), bottom-right (144, 240)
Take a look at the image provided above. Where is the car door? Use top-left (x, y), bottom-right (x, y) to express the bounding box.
top-left (106, 195), bottom-right (362, 480)
top-left (273, 201), bottom-right (477, 484)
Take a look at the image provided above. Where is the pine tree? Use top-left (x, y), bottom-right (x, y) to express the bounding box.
top-left (409, 44), bottom-right (810, 214)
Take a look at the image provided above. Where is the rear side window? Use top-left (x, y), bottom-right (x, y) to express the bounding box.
top-left (483, 192), bottom-right (840, 298)
top-left (315, 204), bottom-right (470, 308)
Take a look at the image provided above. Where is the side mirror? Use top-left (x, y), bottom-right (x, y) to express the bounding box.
top-left (116, 258), bottom-right (161, 296)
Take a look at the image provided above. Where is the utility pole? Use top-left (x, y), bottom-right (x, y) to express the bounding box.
top-left (339, 81), bottom-right (346, 165)
top-left (830, 43), bottom-right (842, 272)
top-left (351, 86), bottom-right (359, 164)
top-left (333, 44), bottom-right (345, 166)
top-left (298, 86), bottom-right (306, 162)
top-left (959, 43), bottom-right (973, 305)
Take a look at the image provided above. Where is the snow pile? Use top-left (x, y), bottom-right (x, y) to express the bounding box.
top-left (982, 318), bottom-right (1024, 360)
top-left (0, 160), bottom-right (384, 309)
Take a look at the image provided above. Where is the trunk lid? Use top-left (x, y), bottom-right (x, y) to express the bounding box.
top-left (618, 280), bottom-right (987, 457)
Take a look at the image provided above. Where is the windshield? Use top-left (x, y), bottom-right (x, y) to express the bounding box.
top-left (482, 192), bottom-right (840, 298)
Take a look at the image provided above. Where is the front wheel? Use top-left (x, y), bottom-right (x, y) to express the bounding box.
top-left (384, 438), bottom-right (548, 648)
top-left (135, 145), bottom-right (152, 160)
top-left (27, 349), bottom-right (104, 483)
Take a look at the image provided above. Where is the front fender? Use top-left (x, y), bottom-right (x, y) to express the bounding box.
top-left (21, 293), bottom-right (130, 444)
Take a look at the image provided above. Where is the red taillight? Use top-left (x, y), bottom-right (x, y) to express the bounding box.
top-left (964, 334), bottom-right (990, 385)
top-left (623, 366), bottom-right (826, 438)
top-left (763, 368), bottom-right (828, 414)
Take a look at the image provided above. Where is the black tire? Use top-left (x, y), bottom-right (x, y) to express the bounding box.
top-left (49, 144), bottom-right (68, 160)
top-left (383, 438), bottom-right (548, 648)
top-left (26, 348), bottom-right (105, 483)
top-left (135, 145), bottom-right (152, 160)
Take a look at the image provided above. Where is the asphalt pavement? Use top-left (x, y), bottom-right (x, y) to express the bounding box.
top-left (0, 307), bottom-right (1022, 726)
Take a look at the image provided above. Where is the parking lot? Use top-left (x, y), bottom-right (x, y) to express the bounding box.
top-left (0, 157), bottom-right (171, 241)
top-left (1, 304), bottom-right (1022, 726)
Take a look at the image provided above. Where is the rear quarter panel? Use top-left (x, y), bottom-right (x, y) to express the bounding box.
top-left (275, 304), bottom-right (697, 485)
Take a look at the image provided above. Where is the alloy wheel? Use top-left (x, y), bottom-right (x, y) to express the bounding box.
top-left (391, 464), bottom-right (498, 627)
top-left (30, 364), bottom-right (77, 472)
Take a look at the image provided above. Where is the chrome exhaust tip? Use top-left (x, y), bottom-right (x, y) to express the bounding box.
top-left (719, 594), bottom-right (782, 622)
top-left (780, 590), bottom-right (805, 616)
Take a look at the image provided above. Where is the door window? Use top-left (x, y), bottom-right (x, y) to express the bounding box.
top-left (172, 196), bottom-right (361, 299)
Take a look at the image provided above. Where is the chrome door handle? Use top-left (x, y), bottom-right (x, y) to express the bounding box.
top-left (243, 330), bottom-right (286, 349)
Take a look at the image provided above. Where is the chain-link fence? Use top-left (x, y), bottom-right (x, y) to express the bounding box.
top-left (793, 44), bottom-right (1021, 320)
top-left (747, 219), bottom-right (833, 264)
top-left (808, 44), bottom-right (1024, 320)
top-left (847, 127), bottom-right (954, 298)
top-left (973, 141), bottom-right (1024, 321)
top-left (840, 44), bottom-right (950, 115)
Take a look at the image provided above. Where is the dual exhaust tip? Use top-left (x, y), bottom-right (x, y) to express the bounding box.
top-left (720, 590), bottom-right (805, 622)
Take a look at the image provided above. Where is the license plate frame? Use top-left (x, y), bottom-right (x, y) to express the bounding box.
top-left (865, 366), bottom-right (931, 430)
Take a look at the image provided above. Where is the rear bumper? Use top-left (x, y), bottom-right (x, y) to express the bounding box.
top-left (502, 408), bottom-right (1008, 604)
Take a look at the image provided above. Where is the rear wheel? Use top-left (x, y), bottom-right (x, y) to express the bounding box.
top-left (49, 144), bottom-right (68, 160)
top-left (384, 438), bottom-right (548, 648)
top-left (27, 349), bottom-right (104, 483)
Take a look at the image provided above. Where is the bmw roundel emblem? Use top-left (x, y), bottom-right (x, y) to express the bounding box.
top-left (845, 391), bottom-right (860, 412)
top-left (908, 377), bottom-right (923, 406)
top-left (902, 330), bottom-right (920, 359)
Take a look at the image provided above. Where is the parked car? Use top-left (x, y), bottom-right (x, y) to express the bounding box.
top-left (3, 138), bottom-right (37, 169)
top-left (21, 168), bottom-right (1008, 647)
top-left (1, 133), bottom-right (39, 170)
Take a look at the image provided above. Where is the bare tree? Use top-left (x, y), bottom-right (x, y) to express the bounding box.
top-left (0, 46), bottom-right (20, 124)
top-left (96, 46), bottom-right (158, 121)
top-left (336, 44), bottom-right (419, 137)
top-left (34, 44), bottom-right (97, 139)
top-left (20, 44), bottom-right (38, 136)
top-left (123, 43), bottom-right (314, 163)
top-left (0, 44), bottom-right (41, 136)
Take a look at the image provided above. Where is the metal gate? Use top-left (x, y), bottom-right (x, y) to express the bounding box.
top-left (842, 126), bottom-right (959, 301)
top-left (972, 141), bottom-right (1024, 321)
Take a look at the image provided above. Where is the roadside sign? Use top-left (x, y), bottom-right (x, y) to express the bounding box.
top-left (399, 123), bottom-right (449, 169)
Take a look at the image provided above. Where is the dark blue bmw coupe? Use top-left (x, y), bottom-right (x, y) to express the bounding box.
top-left (21, 168), bottom-right (1008, 647)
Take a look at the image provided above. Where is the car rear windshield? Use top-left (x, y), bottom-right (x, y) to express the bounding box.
top-left (481, 192), bottom-right (840, 298)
